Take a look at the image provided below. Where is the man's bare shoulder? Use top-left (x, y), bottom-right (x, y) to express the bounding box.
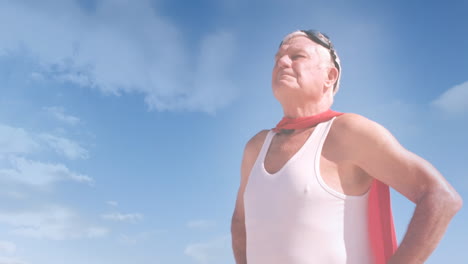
top-left (239, 130), bottom-right (270, 184)
top-left (244, 129), bottom-right (270, 156)
top-left (333, 113), bottom-right (389, 142)
top-left (330, 113), bottom-right (400, 159)
top-left (334, 113), bottom-right (375, 131)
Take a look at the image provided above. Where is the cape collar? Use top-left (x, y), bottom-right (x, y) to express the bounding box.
top-left (273, 109), bottom-right (343, 134)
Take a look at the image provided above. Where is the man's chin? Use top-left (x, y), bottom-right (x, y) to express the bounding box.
top-left (272, 85), bottom-right (300, 96)
top-left (274, 81), bottom-right (297, 89)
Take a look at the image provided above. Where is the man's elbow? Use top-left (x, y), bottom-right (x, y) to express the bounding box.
top-left (431, 187), bottom-right (463, 215)
top-left (450, 191), bottom-right (463, 213)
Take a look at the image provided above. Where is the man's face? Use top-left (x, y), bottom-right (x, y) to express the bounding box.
top-left (272, 36), bottom-right (330, 100)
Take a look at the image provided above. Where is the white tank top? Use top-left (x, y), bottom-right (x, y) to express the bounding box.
top-left (244, 118), bottom-right (373, 264)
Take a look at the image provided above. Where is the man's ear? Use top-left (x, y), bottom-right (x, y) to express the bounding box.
top-left (323, 66), bottom-right (339, 94)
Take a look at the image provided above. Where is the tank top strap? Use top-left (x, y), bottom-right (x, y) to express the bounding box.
top-left (297, 117), bottom-right (336, 158)
top-left (255, 130), bottom-right (276, 164)
top-left (315, 117), bottom-right (336, 152)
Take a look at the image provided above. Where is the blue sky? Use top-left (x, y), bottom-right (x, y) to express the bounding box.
top-left (0, 0), bottom-right (467, 263)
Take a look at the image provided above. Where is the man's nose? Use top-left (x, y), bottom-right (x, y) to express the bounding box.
top-left (276, 55), bottom-right (291, 68)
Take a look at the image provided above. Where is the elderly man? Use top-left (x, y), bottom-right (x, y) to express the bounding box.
top-left (231, 30), bottom-right (462, 264)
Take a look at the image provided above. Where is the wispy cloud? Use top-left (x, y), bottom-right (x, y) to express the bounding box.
top-left (0, 0), bottom-right (237, 113)
top-left (0, 241), bottom-right (16, 254)
top-left (106, 201), bottom-right (118, 207)
top-left (0, 123), bottom-right (89, 160)
top-left (0, 191), bottom-right (27, 200)
top-left (86, 227), bottom-right (109, 238)
top-left (184, 235), bottom-right (231, 264)
top-left (145, 31), bottom-right (237, 113)
top-left (39, 134), bottom-right (89, 160)
top-left (43, 106), bottom-right (80, 126)
top-left (101, 212), bottom-right (143, 223)
top-left (0, 125), bottom-right (39, 155)
top-left (117, 230), bottom-right (160, 245)
top-left (0, 206), bottom-right (108, 240)
top-left (432, 81), bottom-right (468, 115)
top-left (187, 220), bottom-right (216, 230)
top-left (118, 234), bottom-right (145, 246)
top-left (0, 156), bottom-right (93, 187)
top-left (0, 256), bottom-right (28, 264)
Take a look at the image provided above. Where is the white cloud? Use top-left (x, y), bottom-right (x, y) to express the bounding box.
top-left (117, 229), bottom-right (166, 245)
top-left (184, 235), bottom-right (231, 264)
top-left (86, 227), bottom-right (110, 238)
top-left (118, 234), bottom-right (140, 245)
top-left (187, 220), bottom-right (216, 229)
top-left (189, 31), bottom-right (236, 113)
top-left (39, 134), bottom-right (89, 160)
top-left (43, 106), bottom-right (80, 125)
top-left (106, 201), bottom-right (119, 207)
top-left (101, 212), bottom-right (143, 223)
top-left (0, 125), bottom-right (39, 155)
top-left (0, 156), bottom-right (93, 187)
top-left (432, 81), bottom-right (468, 115)
top-left (0, 241), bottom-right (16, 254)
top-left (0, 191), bottom-right (27, 200)
top-left (0, 257), bottom-right (28, 264)
top-left (0, 206), bottom-right (108, 240)
top-left (117, 231), bottom-right (153, 245)
top-left (0, 0), bottom-right (237, 113)
top-left (145, 31), bottom-right (237, 113)
top-left (0, 123), bottom-right (89, 160)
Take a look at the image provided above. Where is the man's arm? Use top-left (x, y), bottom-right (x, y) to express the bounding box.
top-left (337, 114), bottom-right (463, 264)
top-left (231, 130), bottom-right (268, 264)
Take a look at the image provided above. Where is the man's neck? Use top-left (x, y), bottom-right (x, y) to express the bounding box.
top-left (281, 101), bottom-right (332, 118)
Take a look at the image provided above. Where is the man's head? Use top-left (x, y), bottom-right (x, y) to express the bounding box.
top-left (272, 30), bottom-right (341, 107)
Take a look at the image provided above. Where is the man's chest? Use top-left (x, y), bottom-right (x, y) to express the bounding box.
top-left (264, 129), bottom-right (371, 196)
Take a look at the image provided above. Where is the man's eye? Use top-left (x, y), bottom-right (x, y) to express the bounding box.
top-left (291, 54), bottom-right (305, 60)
